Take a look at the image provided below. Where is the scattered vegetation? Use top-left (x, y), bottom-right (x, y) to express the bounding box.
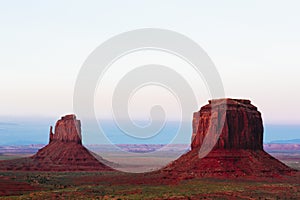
top-left (0, 171), bottom-right (299, 199)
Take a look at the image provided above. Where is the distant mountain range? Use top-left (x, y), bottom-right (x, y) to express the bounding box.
top-left (269, 139), bottom-right (300, 144)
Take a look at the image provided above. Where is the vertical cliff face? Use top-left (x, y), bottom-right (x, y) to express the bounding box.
top-left (49, 114), bottom-right (82, 144)
top-left (191, 112), bottom-right (200, 145)
top-left (191, 99), bottom-right (263, 150)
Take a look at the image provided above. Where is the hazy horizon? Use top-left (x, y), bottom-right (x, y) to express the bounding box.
top-left (0, 116), bottom-right (299, 146)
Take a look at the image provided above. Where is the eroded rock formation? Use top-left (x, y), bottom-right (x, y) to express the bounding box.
top-left (0, 114), bottom-right (114, 171)
top-left (163, 98), bottom-right (295, 179)
top-left (191, 99), bottom-right (263, 150)
top-left (49, 114), bottom-right (82, 144)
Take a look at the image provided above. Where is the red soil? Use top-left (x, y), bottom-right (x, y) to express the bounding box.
top-left (0, 176), bottom-right (39, 196)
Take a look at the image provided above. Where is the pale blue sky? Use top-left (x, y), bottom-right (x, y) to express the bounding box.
top-left (1, 1), bottom-right (300, 124)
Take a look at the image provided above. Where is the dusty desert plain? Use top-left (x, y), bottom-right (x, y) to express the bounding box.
top-left (0, 144), bottom-right (299, 200)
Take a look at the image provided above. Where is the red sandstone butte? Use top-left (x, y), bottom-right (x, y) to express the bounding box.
top-left (49, 114), bottom-right (82, 144)
top-left (0, 114), bottom-right (114, 171)
top-left (163, 99), bottom-right (296, 179)
top-left (191, 99), bottom-right (263, 150)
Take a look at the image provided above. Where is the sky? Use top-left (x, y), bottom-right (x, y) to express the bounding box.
top-left (1, 1), bottom-right (300, 125)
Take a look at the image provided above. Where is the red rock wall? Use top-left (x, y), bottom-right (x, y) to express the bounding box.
top-left (191, 99), bottom-right (263, 150)
top-left (191, 112), bottom-right (200, 143)
top-left (50, 114), bottom-right (82, 144)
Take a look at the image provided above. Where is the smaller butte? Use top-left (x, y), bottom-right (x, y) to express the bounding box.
top-left (0, 114), bottom-right (114, 171)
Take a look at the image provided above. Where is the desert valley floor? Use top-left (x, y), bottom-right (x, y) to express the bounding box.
top-left (0, 145), bottom-right (299, 199)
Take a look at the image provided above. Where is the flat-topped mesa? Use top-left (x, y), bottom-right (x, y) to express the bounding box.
top-left (191, 98), bottom-right (263, 150)
top-left (162, 98), bottom-right (294, 178)
top-left (49, 114), bottom-right (82, 144)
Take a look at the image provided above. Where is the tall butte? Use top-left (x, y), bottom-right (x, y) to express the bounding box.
top-left (163, 99), bottom-right (296, 178)
top-left (0, 114), bottom-right (114, 171)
